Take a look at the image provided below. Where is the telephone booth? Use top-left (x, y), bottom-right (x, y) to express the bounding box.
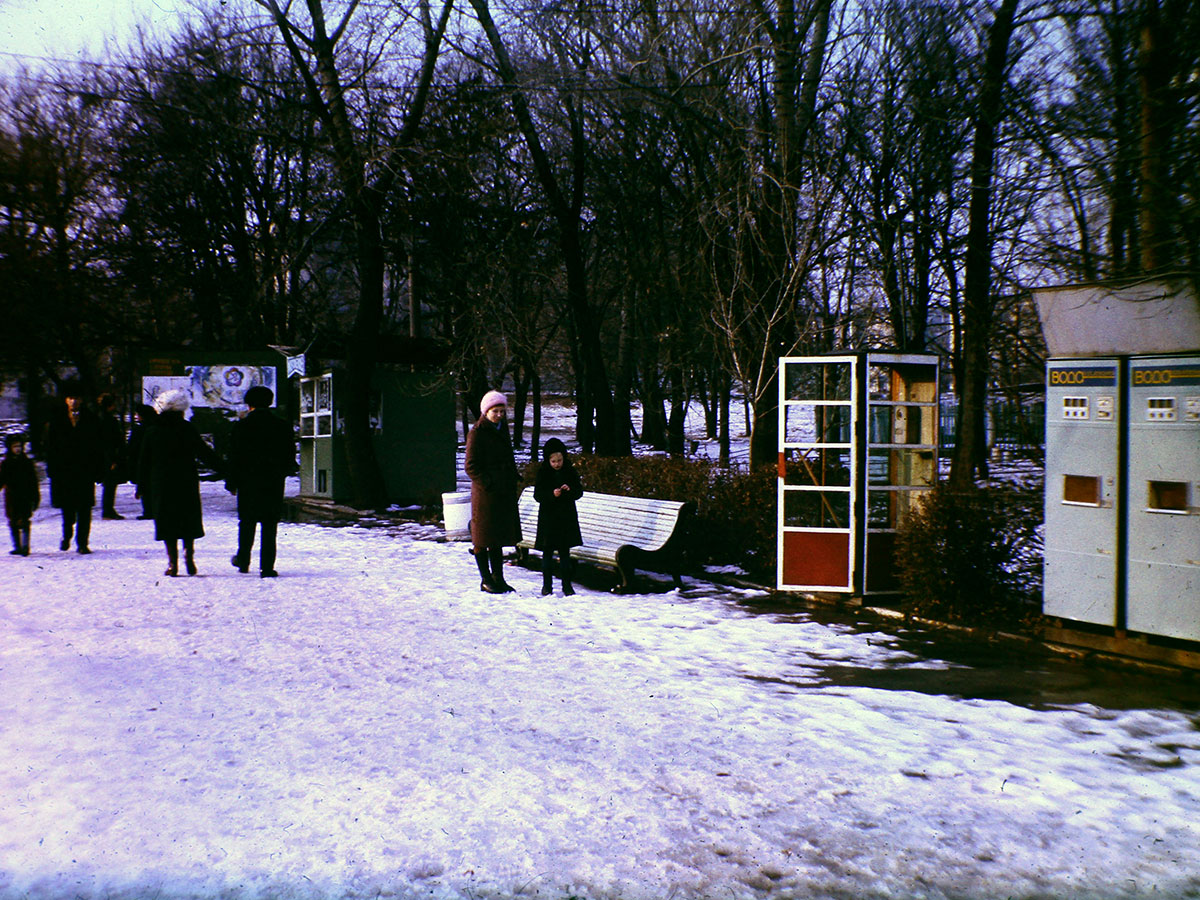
top-left (777, 353), bottom-right (940, 595)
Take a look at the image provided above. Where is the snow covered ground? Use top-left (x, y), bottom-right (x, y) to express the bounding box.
top-left (2, 474), bottom-right (1199, 900)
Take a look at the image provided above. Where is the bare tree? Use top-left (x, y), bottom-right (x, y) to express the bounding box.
top-left (255, 0), bottom-right (452, 508)
top-left (950, 0), bottom-right (1021, 488)
top-left (465, 0), bottom-right (620, 454)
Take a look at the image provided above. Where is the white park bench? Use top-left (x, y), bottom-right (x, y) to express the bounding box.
top-left (517, 486), bottom-right (695, 592)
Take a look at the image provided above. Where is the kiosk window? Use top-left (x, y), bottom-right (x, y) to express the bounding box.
top-left (1062, 397), bottom-right (1089, 419)
top-left (1148, 481), bottom-right (1188, 512)
top-left (1063, 474), bottom-right (1101, 506)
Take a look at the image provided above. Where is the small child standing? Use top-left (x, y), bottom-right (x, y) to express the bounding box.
top-left (0, 434), bottom-right (40, 556)
top-left (533, 437), bottom-right (583, 595)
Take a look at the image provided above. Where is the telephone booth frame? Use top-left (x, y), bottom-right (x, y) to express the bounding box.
top-left (777, 353), bottom-right (940, 595)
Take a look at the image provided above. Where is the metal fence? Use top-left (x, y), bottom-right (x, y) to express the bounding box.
top-left (940, 397), bottom-right (1045, 454)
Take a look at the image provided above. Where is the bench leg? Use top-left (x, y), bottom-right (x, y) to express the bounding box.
top-left (612, 546), bottom-right (637, 594)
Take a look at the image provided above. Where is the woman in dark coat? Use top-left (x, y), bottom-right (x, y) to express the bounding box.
top-left (533, 437), bottom-right (583, 595)
top-left (464, 390), bottom-right (521, 593)
top-left (138, 389), bottom-right (223, 576)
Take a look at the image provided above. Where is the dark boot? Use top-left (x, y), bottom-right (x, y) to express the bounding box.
top-left (562, 554), bottom-right (575, 596)
top-left (20, 524), bottom-right (30, 556)
top-left (164, 541), bottom-right (179, 577)
top-left (541, 551), bottom-right (554, 596)
top-left (475, 549), bottom-right (500, 593)
top-left (9, 523), bottom-right (20, 555)
top-left (183, 540), bottom-right (197, 576)
top-left (490, 548), bottom-right (514, 592)
top-left (260, 520), bottom-right (278, 577)
top-left (61, 515), bottom-right (73, 551)
top-left (75, 511), bottom-right (91, 553)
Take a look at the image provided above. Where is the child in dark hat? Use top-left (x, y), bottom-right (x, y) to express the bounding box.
top-left (0, 434), bottom-right (40, 556)
top-left (533, 437), bottom-right (583, 595)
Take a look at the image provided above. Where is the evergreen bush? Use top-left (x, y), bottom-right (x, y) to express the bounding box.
top-left (893, 481), bottom-right (1043, 631)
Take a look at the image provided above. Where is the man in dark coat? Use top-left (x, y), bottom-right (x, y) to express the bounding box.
top-left (226, 385), bottom-right (296, 578)
top-left (464, 390), bottom-right (522, 593)
top-left (44, 382), bottom-right (105, 554)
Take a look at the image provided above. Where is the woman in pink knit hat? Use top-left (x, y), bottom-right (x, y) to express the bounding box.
top-left (464, 390), bottom-right (522, 592)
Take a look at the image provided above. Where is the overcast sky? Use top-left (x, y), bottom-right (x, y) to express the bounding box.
top-left (0, 0), bottom-right (188, 73)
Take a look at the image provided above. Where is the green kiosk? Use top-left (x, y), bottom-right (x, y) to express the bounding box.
top-left (297, 344), bottom-right (457, 507)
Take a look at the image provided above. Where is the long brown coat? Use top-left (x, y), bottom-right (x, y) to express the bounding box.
top-left (464, 416), bottom-right (521, 552)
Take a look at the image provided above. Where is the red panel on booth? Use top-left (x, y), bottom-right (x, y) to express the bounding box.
top-left (781, 530), bottom-right (851, 589)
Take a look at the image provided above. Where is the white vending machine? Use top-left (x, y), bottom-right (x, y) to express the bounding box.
top-left (1125, 357), bottom-right (1200, 641)
top-left (1042, 359), bottom-right (1122, 627)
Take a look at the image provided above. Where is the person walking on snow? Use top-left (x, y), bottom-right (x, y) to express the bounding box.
top-left (464, 390), bottom-right (521, 593)
top-left (226, 385), bottom-right (296, 578)
top-left (138, 389), bottom-right (223, 577)
top-left (0, 433), bottom-right (39, 556)
top-left (44, 382), bottom-right (104, 555)
top-left (534, 437), bottom-right (582, 596)
top-left (97, 393), bottom-right (127, 520)
top-left (127, 404), bottom-right (157, 520)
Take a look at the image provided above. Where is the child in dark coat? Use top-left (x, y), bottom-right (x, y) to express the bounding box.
top-left (534, 437), bottom-right (583, 595)
top-left (0, 434), bottom-right (40, 556)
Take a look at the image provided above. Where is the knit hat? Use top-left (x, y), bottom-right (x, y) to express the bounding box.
top-left (542, 437), bottom-right (568, 461)
top-left (244, 385), bottom-right (274, 409)
top-left (480, 390), bottom-right (507, 415)
top-left (154, 388), bottom-right (191, 414)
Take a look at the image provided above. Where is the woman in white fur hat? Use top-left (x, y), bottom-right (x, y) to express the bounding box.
top-left (137, 389), bottom-right (224, 576)
top-left (464, 389), bottom-right (522, 593)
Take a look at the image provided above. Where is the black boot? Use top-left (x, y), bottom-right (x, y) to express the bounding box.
top-left (9, 524), bottom-right (20, 555)
top-left (490, 548), bottom-right (514, 593)
top-left (20, 524), bottom-right (30, 556)
top-left (184, 540), bottom-right (197, 576)
top-left (75, 512), bottom-right (91, 554)
top-left (542, 551), bottom-right (554, 596)
top-left (476, 549), bottom-right (501, 593)
top-left (164, 541), bottom-right (179, 577)
top-left (562, 555), bottom-right (575, 596)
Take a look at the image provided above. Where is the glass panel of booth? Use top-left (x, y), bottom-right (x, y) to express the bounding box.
top-left (300, 374), bottom-right (334, 439)
top-left (785, 361), bottom-right (852, 402)
top-left (784, 487), bottom-right (851, 529)
top-left (782, 448), bottom-right (851, 487)
top-left (784, 402), bottom-right (852, 445)
top-left (866, 361), bottom-right (938, 402)
top-left (867, 404), bottom-right (938, 445)
top-left (866, 448), bottom-right (937, 487)
top-left (867, 487), bottom-right (928, 528)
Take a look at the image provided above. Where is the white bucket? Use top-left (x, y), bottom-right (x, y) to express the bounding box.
top-left (442, 491), bottom-right (472, 541)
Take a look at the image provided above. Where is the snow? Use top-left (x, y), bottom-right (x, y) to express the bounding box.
top-left (2, 475), bottom-right (1199, 900)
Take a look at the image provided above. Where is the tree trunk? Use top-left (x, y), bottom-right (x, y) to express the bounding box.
top-left (468, 0), bottom-right (618, 455)
top-left (949, 0), bottom-right (1019, 489)
top-left (1137, 0), bottom-right (1174, 272)
top-left (342, 198), bottom-right (390, 509)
